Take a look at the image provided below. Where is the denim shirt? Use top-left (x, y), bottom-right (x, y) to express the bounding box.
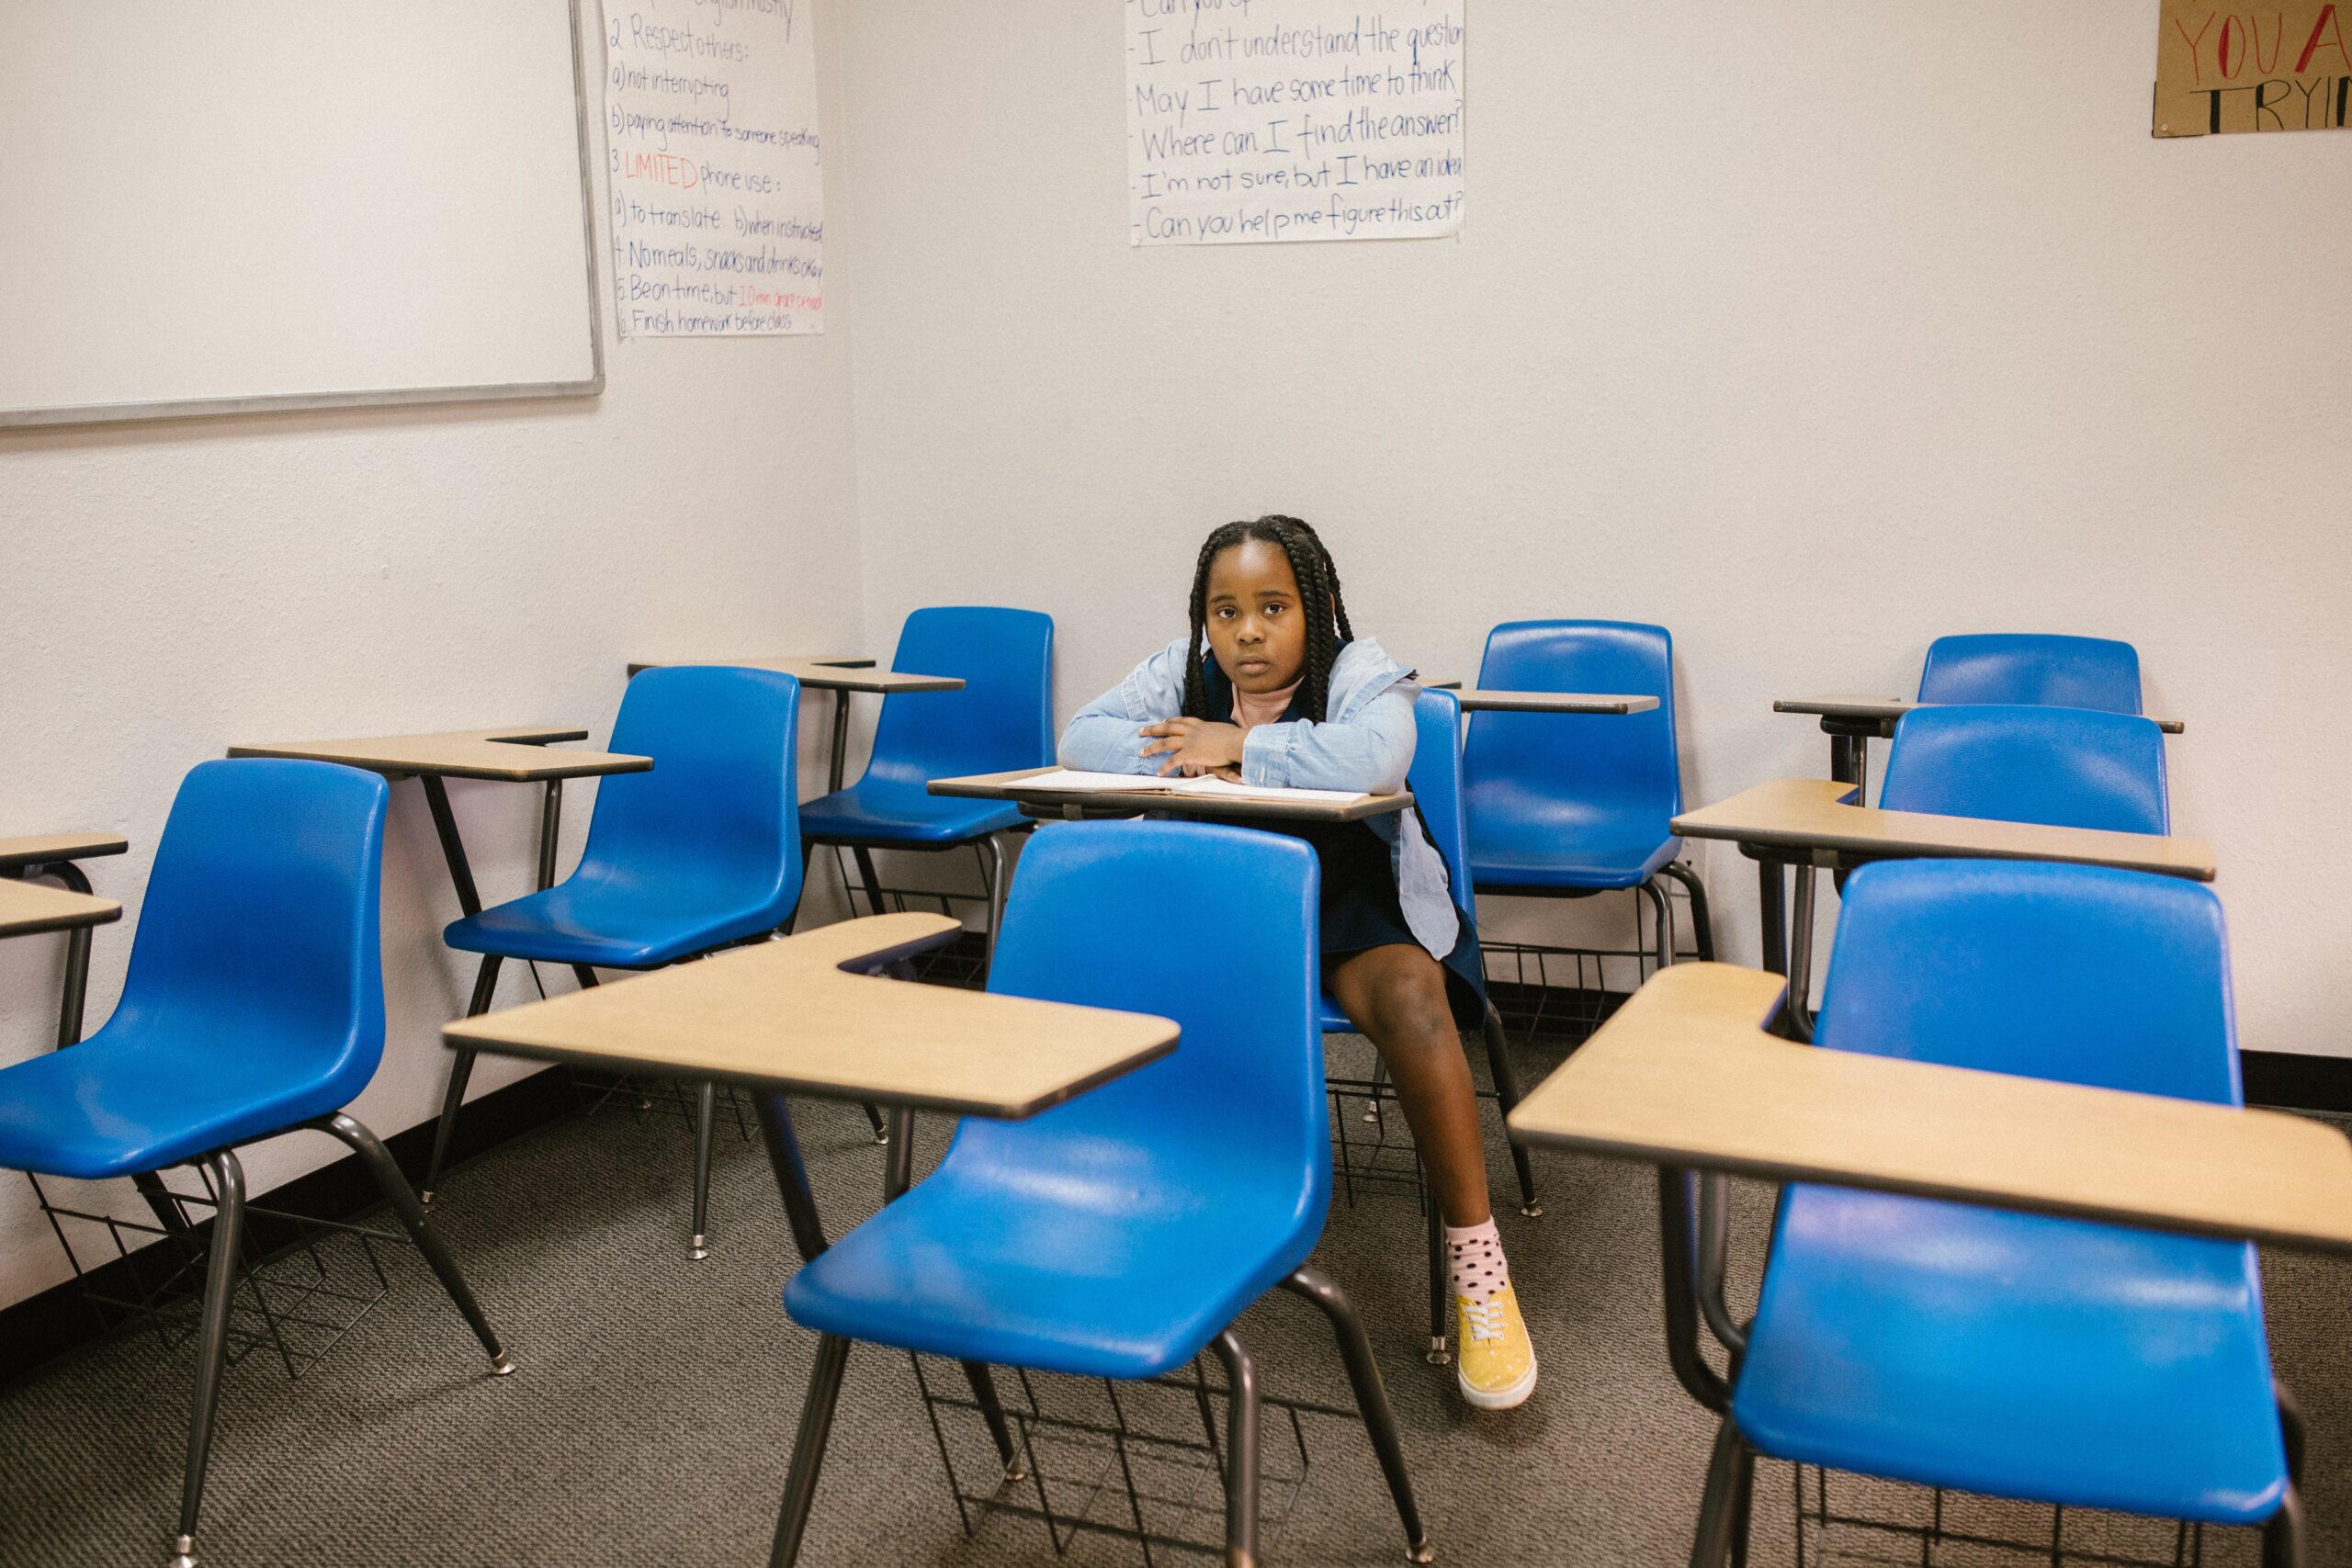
top-left (1058, 635), bottom-right (1461, 961)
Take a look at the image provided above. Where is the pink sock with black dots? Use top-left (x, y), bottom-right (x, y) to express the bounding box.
top-left (1444, 1218), bottom-right (1510, 1303)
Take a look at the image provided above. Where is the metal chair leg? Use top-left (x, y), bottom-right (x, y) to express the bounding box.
top-left (961, 1362), bottom-right (1027, 1481)
top-left (1727, 1438), bottom-right (1756, 1568)
top-left (1281, 1268), bottom-right (1433, 1562)
top-left (1689, 1414), bottom-right (1751, 1568)
top-left (982, 831), bottom-right (1009, 980)
top-left (2278, 1380), bottom-right (2306, 1486)
top-left (2265, 1484), bottom-right (2307, 1568)
top-left (1783, 866), bottom-right (1818, 1042)
top-left (313, 1113), bottom-right (513, 1371)
top-left (690, 1080), bottom-right (718, 1260)
top-left (1641, 878), bottom-right (1674, 978)
top-left (1425, 1193), bottom-right (1450, 1365)
top-left (1480, 1001), bottom-right (1542, 1217)
top-left (58, 924), bottom-right (94, 1046)
top-left (169, 1151), bottom-right (246, 1568)
top-left (861, 1102), bottom-right (889, 1144)
top-left (571, 964), bottom-right (599, 991)
top-left (768, 1333), bottom-right (853, 1568)
top-left (421, 953), bottom-right (503, 1205)
top-left (1658, 859), bottom-right (1716, 962)
top-left (1209, 1331), bottom-right (1261, 1568)
top-left (419, 1045), bottom-right (475, 1211)
top-left (851, 845), bottom-right (886, 918)
top-left (881, 1107), bottom-right (917, 1199)
top-left (37, 857), bottom-right (100, 1045)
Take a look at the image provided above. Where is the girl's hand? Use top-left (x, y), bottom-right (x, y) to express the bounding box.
top-left (1140, 718), bottom-right (1247, 778)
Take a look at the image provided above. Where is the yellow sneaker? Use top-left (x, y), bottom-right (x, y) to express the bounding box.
top-left (1454, 1283), bottom-right (1538, 1410)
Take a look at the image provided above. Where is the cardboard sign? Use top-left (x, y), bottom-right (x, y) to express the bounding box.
top-left (2156, 2), bottom-right (2352, 135)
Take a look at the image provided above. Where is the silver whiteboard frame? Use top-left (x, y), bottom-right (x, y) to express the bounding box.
top-left (0, 0), bottom-right (606, 430)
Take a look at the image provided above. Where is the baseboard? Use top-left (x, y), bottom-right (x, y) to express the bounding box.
top-left (0, 1066), bottom-right (580, 1390)
top-left (2241, 1051), bottom-right (2352, 1115)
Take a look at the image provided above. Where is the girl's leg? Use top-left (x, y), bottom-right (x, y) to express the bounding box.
top-left (1328, 942), bottom-right (1538, 1410)
top-left (1326, 943), bottom-right (1491, 1225)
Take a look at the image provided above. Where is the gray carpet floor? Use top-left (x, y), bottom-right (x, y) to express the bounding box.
top-left (3, 1035), bottom-right (2346, 1568)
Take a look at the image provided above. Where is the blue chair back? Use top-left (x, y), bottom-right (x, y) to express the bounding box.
top-left (969, 820), bottom-right (1328, 1248)
top-left (1463, 620), bottom-right (1681, 829)
top-left (108, 759), bottom-right (390, 1095)
top-left (1917, 634), bottom-right (2143, 716)
top-left (1408, 687), bottom-right (1477, 931)
top-left (1816, 859), bottom-right (2235, 1104)
top-left (577, 666), bottom-right (802, 921)
top-left (861, 607), bottom-right (1054, 790)
top-left (1879, 705), bottom-right (2168, 835)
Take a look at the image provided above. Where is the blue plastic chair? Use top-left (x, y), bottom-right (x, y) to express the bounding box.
top-left (1461, 620), bottom-right (1713, 974)
top-left (1917, 633), bottom-right (2143, 715)
top-left (424, 665), bottom-right (804, 1258)
top-left (797, 606), bottom-right (1053, 962)
top-left (1677, 859), bottom-right (2302, 1566)
top-left (0, 760), bottom-right (510, 1568)
top-left (1881, 704), bottom-right (2169, 835)
top-left (774, 821), bottom-right (1430, 1566)
top-left (1326, 688), bottom-right (1542, 1360)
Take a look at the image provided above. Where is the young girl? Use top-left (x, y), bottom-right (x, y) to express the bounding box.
top-left (1060, 514), bottom-right (1538, 1411)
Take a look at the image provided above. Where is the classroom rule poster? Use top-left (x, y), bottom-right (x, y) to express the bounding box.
top-left (1126, 0), bottom-right (1466, 246)
top-left (601, 0), bottom-right (824, 335)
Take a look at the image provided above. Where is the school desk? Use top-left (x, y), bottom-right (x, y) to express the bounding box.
top-left (1774, 694), bottom-right (2186, 795)
top-left (1506, 962), bottom-right (2352, 1257)
top-left (225, 729), bottom-right (650, 977)
top-left (1670, 778), bottom-right (2215, 1035)
top-left (1453, 691), bottom-right (1659, 715)
top-left (929, 767), bottom-right (1415, 824)
top-left (1418, 681), bottom-right (1659, 715)
top-left (626, 657), bottom-right (966, 793)
top-left (447, 909), bottom-right (1178, 1556)
top-left (0, 834), bottom-right (127, 1047)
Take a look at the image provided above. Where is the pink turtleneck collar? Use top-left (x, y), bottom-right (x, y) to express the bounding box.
top-left (1230, 677), bottom-right (1302, 734)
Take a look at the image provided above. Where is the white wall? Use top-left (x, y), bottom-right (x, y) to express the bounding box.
top-left (0, 8), bottom-right (863, 1309)
top-left (840, 1), bottom-right (2352, 1053)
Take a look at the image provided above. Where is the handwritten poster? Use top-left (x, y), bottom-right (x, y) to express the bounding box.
top-left (2155, 2), bottom-right (2352, 136)
top-left (1126, 0), bottom-right (1465, 246)
top-left (601, 0), bottom-right (824, 334)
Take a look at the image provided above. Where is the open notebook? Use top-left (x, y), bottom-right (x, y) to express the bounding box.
top-left (1004, 770), bottom-right (1374, 806)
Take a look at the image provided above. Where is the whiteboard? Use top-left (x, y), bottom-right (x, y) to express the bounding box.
top-left (0, 0), bottom-right (603, 427)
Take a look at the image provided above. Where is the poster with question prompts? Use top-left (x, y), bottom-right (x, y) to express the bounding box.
top-left (1126, 0), bottom-right (1465, 245)
top-left (602, 0), bottom-right (824, 333)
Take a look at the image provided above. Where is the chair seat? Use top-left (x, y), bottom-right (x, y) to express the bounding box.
top-left (1734, 1187), bottom-right (2288, 1526)
top-left (1317, 992), bottom-right (1352, 1033)
top-left (444, 873), bottom-right (785, 967)
top-left (1467, 830), bottom-right (1678, 891)
top-left (800, 779), bottom-right (1024, 846)
top-left (785, 1141), bottom-right (1315, 1381)
top-left (0, 1022), bottom-right (355, 1180)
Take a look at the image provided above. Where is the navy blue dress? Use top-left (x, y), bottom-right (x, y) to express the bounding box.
top-left (1200, 659), bottom-right (1486, 1028)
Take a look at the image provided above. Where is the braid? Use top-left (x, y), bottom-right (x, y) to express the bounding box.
top-left (1272, 515), bottom-right (1355, 643)
top-left (1182, 515), bottom-right (1350, 722)
top-left (1268, 518), bottom-right (1339, 723)
top-left (1181, 521), bottom-right (1253, 719)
